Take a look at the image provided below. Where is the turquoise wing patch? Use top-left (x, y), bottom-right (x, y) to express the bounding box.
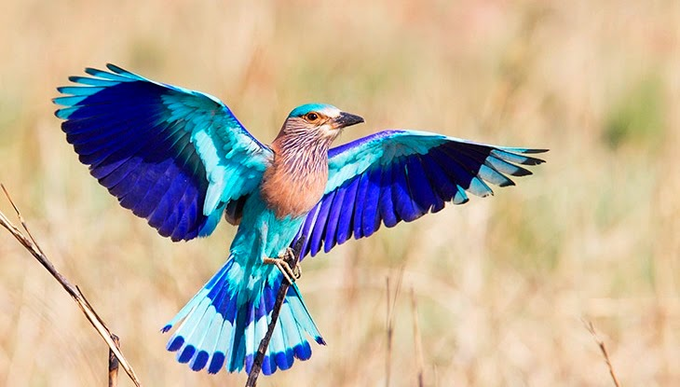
top-left (55, 64), bottom-right (272, 241)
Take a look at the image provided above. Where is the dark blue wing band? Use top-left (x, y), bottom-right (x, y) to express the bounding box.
top-left (294, 130), bottom-right (547, 259)
top-left (55, 64), bottom-right (269, 241)
top-left (56, 69), bottom-right (220, 241)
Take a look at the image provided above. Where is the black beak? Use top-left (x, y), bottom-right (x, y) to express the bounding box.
top-left (334, 112), bottom-right (364, 128)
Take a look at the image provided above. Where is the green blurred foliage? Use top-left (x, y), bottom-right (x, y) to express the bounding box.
top-left (604, 75), bottom-right (666, 151)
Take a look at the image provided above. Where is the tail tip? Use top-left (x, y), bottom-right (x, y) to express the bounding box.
top-left (177, 345), bottom-right (196, 363)
top-left (190, 351), bottom-right (210, 371)
top-left (207, 353), bottom-right (226, 374)
top-left (166, 336), bottom-right (184, 352)
top-left (315, 336), bottom-right (327, 346)
top-left (293, 342), bottom-right (312, 361)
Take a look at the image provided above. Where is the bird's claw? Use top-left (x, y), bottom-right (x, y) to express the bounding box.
top-left (264, 248), bottom-right (301, 285)
top-left (283, 247), bottom-right (302, 279)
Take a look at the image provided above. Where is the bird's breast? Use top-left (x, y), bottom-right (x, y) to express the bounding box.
top-left (260, 162), bottom-right (328, 219)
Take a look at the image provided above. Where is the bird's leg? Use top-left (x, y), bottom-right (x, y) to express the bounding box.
top-left (282, 247), bottom-right (302, 279)
top-left (263, 248), bottom-right (301, 285)
top-left (262, 257), bottom-right (295, 284)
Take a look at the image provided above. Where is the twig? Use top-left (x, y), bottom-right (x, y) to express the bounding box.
top-left (410, 288), bottom-right (424, 387)
top-left (385, 268), bottom-right (405, 387)
top-left (245, 236), bottom-right (306, 387)
top-left (0, 184), bottom-right (142, 387)
top-left (109, 334), bottom-right (120, 387)
top-left (583, 319), bottom-right (621, 387)
top-left (385, 278), bottom-right (392, 387)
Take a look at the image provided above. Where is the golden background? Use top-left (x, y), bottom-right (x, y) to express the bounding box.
top-left (1, 1), bottom-right (678, 386)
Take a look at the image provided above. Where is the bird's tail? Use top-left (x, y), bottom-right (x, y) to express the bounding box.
top-left (161, 257), bottom-right (325, 375)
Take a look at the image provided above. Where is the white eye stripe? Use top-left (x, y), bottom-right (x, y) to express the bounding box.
top-left (315, 106), bottom-right (341, 118)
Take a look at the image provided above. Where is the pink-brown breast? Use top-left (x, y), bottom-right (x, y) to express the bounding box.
top-left (260, 161), bottom-right (328, 219)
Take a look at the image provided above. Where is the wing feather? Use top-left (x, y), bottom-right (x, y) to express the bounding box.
top-left (55, 64), bottom-right (271, 241)
top-left (293, 130), bottom-right (547, 258)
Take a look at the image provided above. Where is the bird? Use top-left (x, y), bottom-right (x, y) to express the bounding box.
top-left (54, 64), bottom-right (547, 376)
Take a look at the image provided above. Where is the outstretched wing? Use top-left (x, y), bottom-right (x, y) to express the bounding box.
top-left (54, 64), bottom-right (272, 241)
top-left (293, 130), bottom-right (547, 258)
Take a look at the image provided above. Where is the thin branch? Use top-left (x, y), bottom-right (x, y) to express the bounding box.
top-left (245, 236), bottom-right (306, 387)
top-left (410, 288), bottom-right (424, 387)
top-left (385, 277), bottom-right (392, 387)
top-left (385, 267), bottom-right (405, 387)
top-left (583, 319), bottom-right (621, 387)
top-left (0, 184), bottom-right (142, 387)
top-left (109, 334), bottom-right (120, 387)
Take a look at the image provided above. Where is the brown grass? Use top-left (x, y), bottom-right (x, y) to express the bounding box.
top-left (584, 319), bottom-right (621, 387)
top-left (1, 1), bottom-right (679, 386)
top-left (0, 185), bottom-right (141, 386)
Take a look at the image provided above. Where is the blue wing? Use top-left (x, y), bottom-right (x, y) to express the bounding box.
top-left (54, 64), bottom-right (272, 241)
top-left (293, 130), bottom-right (547, 258)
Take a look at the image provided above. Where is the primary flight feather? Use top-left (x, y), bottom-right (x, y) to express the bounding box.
top-left (54, 64), bottom-right (546, 376)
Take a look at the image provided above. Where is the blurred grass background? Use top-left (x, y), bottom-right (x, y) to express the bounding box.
top-left (1, 0), bottom-right (679, 386)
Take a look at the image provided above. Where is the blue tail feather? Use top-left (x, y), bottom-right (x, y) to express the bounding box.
top-left (163, 257), bottom-right (324, 375)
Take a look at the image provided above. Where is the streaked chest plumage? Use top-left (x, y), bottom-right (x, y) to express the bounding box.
top-left (260, 146), bottom-right (329, 218)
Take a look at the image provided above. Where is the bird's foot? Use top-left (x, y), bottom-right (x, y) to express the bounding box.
top-left (263, 248), bottom-right (301, 285)
top-left (282, 246), bottom-right (302, 279)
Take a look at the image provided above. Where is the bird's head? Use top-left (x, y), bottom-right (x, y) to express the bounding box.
top-left (279, 103), bottom-right (364, 142)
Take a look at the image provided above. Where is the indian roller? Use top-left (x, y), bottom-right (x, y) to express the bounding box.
top-left (54, 64), bottom-right (546, 376)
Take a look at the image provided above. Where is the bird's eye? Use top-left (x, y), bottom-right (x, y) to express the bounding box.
top-left (305, 112), bottom-right (319, 121)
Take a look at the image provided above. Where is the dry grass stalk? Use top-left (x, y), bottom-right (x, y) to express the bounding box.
top-left (0, 184), bottom-right (142, 387)
top-left (109, 334), bottom-right (120, 387)
top-left (410, 288), bottom-right (425, 387)
top-left (583, 319), bottom-right (621, 387)
top-left (385, 269), bottom-right (405, 387)
top-left (385, 277), bottom-right (392, 387)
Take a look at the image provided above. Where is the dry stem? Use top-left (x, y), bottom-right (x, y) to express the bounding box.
top-left (109, 334), bottom-right (120, 387)
top-left (410, 288), bottom-right (425, 387)
top-left (385, 268), bottom-right (405, 387)
top-left (0, 184), bottom-right (142, 387)
top-left (583, 319), bottom-right (621, 387)
top-left (385, 278), bottom-right (392, 387)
